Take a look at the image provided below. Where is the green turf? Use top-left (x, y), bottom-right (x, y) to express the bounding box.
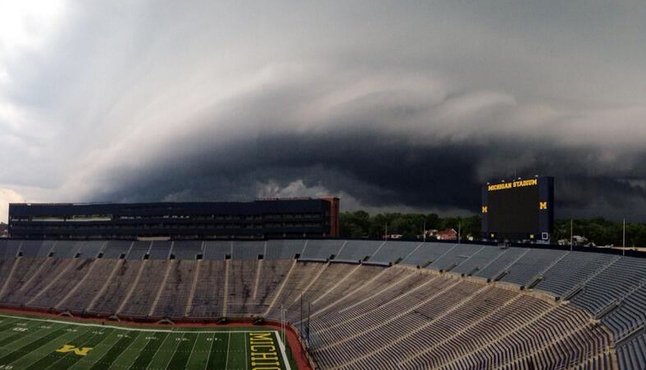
top-left (0, 313), bottom-right (297, 370)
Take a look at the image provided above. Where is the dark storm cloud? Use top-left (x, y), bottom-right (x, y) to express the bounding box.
top-left (1, 0), bottom-right (646, 222)
top-left (87, 121), bottom-right (646, 221)
top-left (88, 130), bottom-right (482, 210)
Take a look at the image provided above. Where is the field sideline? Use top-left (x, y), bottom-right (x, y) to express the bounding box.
top-left (0, 313), bottom-right (296, 370)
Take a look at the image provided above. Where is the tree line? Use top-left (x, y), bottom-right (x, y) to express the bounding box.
top-left (340, 211), bottom-right (646, 247)
top-left (552, 217), bottom-right (646, 247)
top-left (339, 211), bottom-right (481, 240)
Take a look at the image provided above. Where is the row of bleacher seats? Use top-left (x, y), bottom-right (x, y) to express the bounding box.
top-left (0, 239), bottom-right (405, 262)
top-left (1, 239), bottom-right (644, 368)
top-left (0, 255), bottom-right (615, 369)
top-left (617, 332), bottom-right (646, 370)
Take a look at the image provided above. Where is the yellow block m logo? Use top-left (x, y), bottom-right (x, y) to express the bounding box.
top-left (56, 344), bottom-right (93, 356)
top-left (481, 206), bottom-right (488, 213)
top-left (539, 202), bottom-right (548, 210)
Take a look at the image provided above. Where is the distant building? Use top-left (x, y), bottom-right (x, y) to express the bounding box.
top-left (437, 229), bottom-right (458, 241)
top-left (422, 229), bottom-right (439, 240)
top-left (0, 223), bottom-right (8, 238)
top-left (384, 233), bottom-right (404, 240)
top-left (8, 198), bottom-right (340, 240)
top-left (558, 235), bottom-right (594, 247)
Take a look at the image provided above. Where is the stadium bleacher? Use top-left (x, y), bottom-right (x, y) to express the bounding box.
top-left (50, 240), bottom-right (84, 258)
top-left (617, 332), bottom-right (646, 369)
top-left (88, 259), bottom-right (142, 314)
top-left (400, 241), bottom-right (454, 267)
top-left (335, 240), bottom-right (383, 262)
top-left (62, 258), bottom-right (118, 312)
top-left (0, 239), bottom-right (643, 369)
top-left (301, 239), bottom-right (345, 260)
top-left (78, 241), bottom-right (106, 258)
top-left (500, 247), bottom-right (569, 287)
top-left (203, 241), bottom-right (232, 260)
top-left (0, 239), bottom-right (21, 258)
top-left (474, 246), bottom-right (529, 280)
top-left (186, 260), bottom-right (227, 317)
top-left (118, 259), bottom-right (168, 317)
top-left (102, 240), bottom-right (132, 259)
top-left (149, 241), bottom-right (173, 260)
top-left (533, 250), bottom-right (617, 297)
top-left (231, 240), bottom-right (264, 260)
top-left (266, 239), bottom-right (307, 259)
top-left (28, 258), bottom-right (95, 309)
top-left (126, 241), bottom-right (150, 260)
top-left (428, 243), bottom-right (483, 271)
top-left (171, 240), bottom-right (203, 260)
top-left (367, 241), bottom-right (420, 264)
top-left (18, 240), bottom-right (45, 258)
top-left (451, 243), bottom-right (505, 276)
top-left (152, 259), bottom-right (198, 317)
top-left (2, 258), bottom-right (71, 305)
top-left (253, 259), bottom-right (294, 314)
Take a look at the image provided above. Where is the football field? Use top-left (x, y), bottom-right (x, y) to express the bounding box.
top-left (0, 313), bottom-right (296, 370)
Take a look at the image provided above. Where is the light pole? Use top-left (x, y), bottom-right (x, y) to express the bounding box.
top-left (623, 218), bottom-right (626, 256)
top-left (458, 221), bottom-right (461, 244)
top-left (423, 220), bottom-right (426, 242)
top-left (570, 219), bottom-right (573, 251)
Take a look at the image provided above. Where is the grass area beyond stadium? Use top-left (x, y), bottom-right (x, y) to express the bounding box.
top-left (0, 313), bottom-right (296, 370)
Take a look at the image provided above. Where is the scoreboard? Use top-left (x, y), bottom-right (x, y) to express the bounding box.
top-left (481, 177), bottom-right (554, 241)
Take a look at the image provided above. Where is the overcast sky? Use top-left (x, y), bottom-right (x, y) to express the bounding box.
top-left (1, 0), bottom-right (646, 223)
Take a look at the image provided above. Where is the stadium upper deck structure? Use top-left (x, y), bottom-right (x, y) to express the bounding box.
top-left (8, 198), bottom-right (341, 240)
top-left (1, 238), bottom-right (645, 369)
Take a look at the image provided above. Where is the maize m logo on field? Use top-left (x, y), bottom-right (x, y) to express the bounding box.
top-left (55, 344), bottom-right (93, 356)
top-left (249, 332), bottom-right (283, 370)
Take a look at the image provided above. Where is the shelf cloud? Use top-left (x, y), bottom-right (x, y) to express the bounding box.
top-left (1, 0), bottom-right (646, 222)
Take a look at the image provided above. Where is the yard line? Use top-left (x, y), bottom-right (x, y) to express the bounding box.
top-left (274, 331), bottom-right (292, 370)
top-left (4, 326), bottom-right (83, 369)
top-left (108, 331), bottom-right (144, 369)
top-left (244, 332), bottom-right (248, 370)
top-left (224, 332), bottom-right (231, 370)
top-left (0, 317), bottom-right (21, 335)
top-left (66, 329), bottom-right (125, 370)
top-left (0, 320), bottom-right (58, 345)
top-left (161, 332), bottom-right (185, 370)
top-left (0, 320), bottom-right (54, 357)
top-left (203, 333), bottom-right (216, 370)
top-left (127, 330), bottom-right (172, 370)
top-left (42, 327), bottom-right (101, 370)
top-left (181, 332), bottom-right (201, 370)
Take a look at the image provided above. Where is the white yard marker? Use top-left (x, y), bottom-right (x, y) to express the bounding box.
top-left (224, 332), bottom-right (231, 369)
top-left (274, 331), bottom-right (292, 370)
